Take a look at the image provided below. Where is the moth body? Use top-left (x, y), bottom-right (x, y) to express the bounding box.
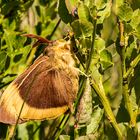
top-left (0, 37), bottom-right (79, 124)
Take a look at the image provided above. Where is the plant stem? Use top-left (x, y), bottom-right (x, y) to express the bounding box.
top-left (11, 72), bottom-right (38, 139)
top-left (5, 126), bottom-right (10, 140)
top-left (86, 19), bottom-right (96, 73)
top-left (54, 114), bottom-right (70, 140)
top-left (26, 47), bottom-right (37, 66)
top-left (52, 115), bottom-right (68, 138)
top-left (74, 19), bottom-right (97, 113)
top-left (74, 76), bottom-right (86, 114)
top-left (119, 21), bottom-right (135, 126)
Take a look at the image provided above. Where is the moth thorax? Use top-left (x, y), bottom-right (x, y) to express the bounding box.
top-left (45, 47), bottom-right (55, 57)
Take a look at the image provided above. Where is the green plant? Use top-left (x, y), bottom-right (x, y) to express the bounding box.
top-left (0, 0), bottom-right (140, 139)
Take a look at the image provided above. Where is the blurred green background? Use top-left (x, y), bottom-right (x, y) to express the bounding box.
top-left (0, 0), bottom-right (140, 139)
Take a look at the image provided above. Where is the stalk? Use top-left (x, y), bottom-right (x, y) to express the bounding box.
top-left (54, 114), bottom-right (70, 140)
top-left (119, 21), bottom-right (136, 126)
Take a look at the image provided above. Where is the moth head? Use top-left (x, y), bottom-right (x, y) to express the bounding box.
top-left (43, 39), bottom-right (69, 55)
top-left (51, 40), bottom-right (75, 66)
top-left (22, 34), bottom-right (75, 66)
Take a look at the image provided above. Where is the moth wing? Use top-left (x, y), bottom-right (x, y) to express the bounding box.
top-left (0, 56), bottom-right (72, 124)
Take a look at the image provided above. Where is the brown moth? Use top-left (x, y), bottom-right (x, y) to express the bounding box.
top-left (0, 34), bottom-right (79, 124)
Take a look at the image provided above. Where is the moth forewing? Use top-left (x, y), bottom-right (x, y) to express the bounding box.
top-left (0, 35), bottom-right (79, 124)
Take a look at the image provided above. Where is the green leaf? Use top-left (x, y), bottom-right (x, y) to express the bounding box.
top-left (17, 122), bottom-right (40, 140)
top-left (41, 21), bottom-right (56, 37)
top-left (3, 29), bottom-right (15, 52)
top-left (130, 88), bottom-right (138, 111)
top-left (58, 0), bottom-right (73, 23)
top-left (97, 2), bottom-right (111, 23)
top-left (71, 19), bottom-right (93, 38)
top-left (94, 0), bottom-right (106, 10)
top-left (132, 77), bottom-right (140, 109)
top-left (59, 135), bottom-right (70, 140)
top-left (21, 0), bottom-right (34, 10)
top-left (13, 36), bottom-right (27, 50)
top-left (0, 51), bottom-right (7, 72)
top-left (133, 24), bottom-right (140, 40)
top-left (3, 29), bottom-right (27, 52)
top-left (80, 38), bottom-right (92, 49)
top-left (87, 107), bottom-right (104, 134)
top-left (1, 1), bottom-right (18, 16)
top-left (126, 40), bottom-right (136, 63)
top-left (94, 37), bottom-right (105, 52)
top-left (130, 9), bottom-right (140, 29)
top-left (65, 0), bottom-right (78, 14)
top-left (100, 49), bottom-right (112, 62)
top-left (125, 23), bottom-right (133, 34)
top-left (17, 123), bottom-right (28, 140)
top-left (100, 49), bottom-right (113, 71)
top-left (78, 4), bottom-right (91, 21)
top-left (1, 30), bottom-right (31, 76)
top-left (116, 0), bottom-right (124, 8)
top-left (1, 74), bottom-right (17, 84)
top-left (117, 3), bottom-right (133, 21)
top-left (2, 19), bottom-right (16, 31)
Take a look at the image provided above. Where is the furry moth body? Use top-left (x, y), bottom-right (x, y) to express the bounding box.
top-left (0, 35), bottom-right (79, 124)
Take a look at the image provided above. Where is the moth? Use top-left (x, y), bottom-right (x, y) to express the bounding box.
top-left (0, 34), bottom-right (79, 124)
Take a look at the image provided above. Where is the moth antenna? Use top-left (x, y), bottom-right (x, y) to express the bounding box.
top-left (21, 34), bottom-right (54, 47)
